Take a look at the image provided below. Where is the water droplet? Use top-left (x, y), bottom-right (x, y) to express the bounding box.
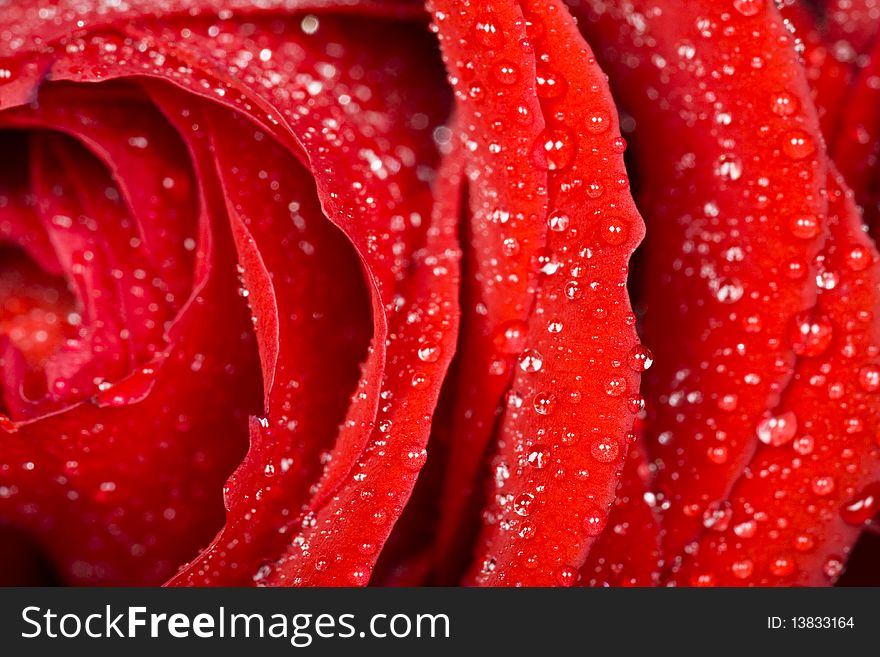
top-left (583, 506), bottom-right (607, 536)
top-left (605, 376), bottom-right (627, 397)
top-left (734, 520), bottom-right (757, 538)
top-left (858, 365), bottom-right (880, 392)
top-left (628, 345), bottom-right (654, 372)
top-left (534, 127), bottom-right (575, 170)
top-left (473, 14), bottom-right (502, 49)
top-left (527, 445), bottom-right (551, 469)
top-left (513, 492), bottom-right (536, 516)
top-left (785, 257), bottom-right (808, 280)
top-left (702, 501), bottom-right (732, 532)
top-left (782, 130), bottom-right (816, 160)
top-left (841, 482), bottom-right (880, 526)
top-left (402, 446), bottom-right (428, 472)
top-left (769, 554), bottom-right (795, 577)
top-left (770, 90), bottom-right (798, 116)
top-left (347, 564), bottom-right (371, 586)
top-left (627, 394), bottom-right (645, 413)
top-left (793, 434), bottom-right (815, 455)
top-left (788, 214), bottom-right (820, 239)
top-left (591, 436), bottom-right (620, 463)
top-left (533, 391), bottom-right (557, 415)
top-left (793, 533), bottom-right (815, 552)
top-left (718, 393), bottom-right (739, 412)
top-left (519, 349), bottom-right (544, 373)
top-left (358, 541), bottom-right (377, 556)
top-left (536, 66), bottom-right (567, 99)
top-left (714, 153), bottom-right (743, 181)
top-left (845, 244), bottom-right (870, 271)
top-left (494, 320), bottom-right (529, 354)
top-left (714, 278), bottom-right (744, 304)
top-left (690, 573), bottom-right (717, 587)
top-left (733, 0), bottom-right (764, 17)
top-left (0, 63), bottom-right (16, 82)
top-left (811, 475), bottom-right (836, 497)
top-left (601, 216), bottom-right (628, 245)
top-left (586, 110), bottom-right (611, 134)
top-left (253, 561), bottom-right (274, 583)
top-left (555, 565), bottom-right (578, 586)
top-left (501, 237), bottom-right (520, 256)
top-left (791, 313), bottom-right (833, 357)
top-left (547, 210), bottom-right (570, 232)
top-left (518, 520), bottom-right (537, 539)
top-left (731, 559), bottom-right (754, 580)
top-left (707, 445), bottom-right (729, 464)
top-left (756, 411), bottom-right (798, 446)
top-left (492, 60), bottom-right (519, 85)
top-left (586, 181), bottom-right (604, 199)
top-left (823, 556), bottom-right (844, 580)
top-left (418, 342), bottom-right (441, 363)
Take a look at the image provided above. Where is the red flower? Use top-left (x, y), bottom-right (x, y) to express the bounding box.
top-left (0, 0), bottom-right (877, 587)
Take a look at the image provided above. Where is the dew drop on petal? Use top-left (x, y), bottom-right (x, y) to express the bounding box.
top-left (494, 320), bottom-right (529, 355)
top-left (527, 445), bottom-right (551, 469)
top-left (714, 153), bottom-right (743, 181)
top-left (583, 507), bottom-right (607, 536)
top-left (417, 342), bottom-right (441, 363)
top-left (811, 475), bottom-right (836, 497)
top-left (756, 411), bottom-right (798, 446)
top-left (733, 0), bottom-right (764, 17)
top-left (601, 216), bottom-right (628, 246)
top-left (519, 349), bottom-right (544, 373)
top-left (788, 214), bottom-right (820, 240)
top-left (472, 14), bottom-right (502, 48)
top-left (547, 210), bottom-right (570, 232)
top-left (731, 560), bottom-right (754, 580)
top-left (536, 66), bottom-right (567, 99)
top-left (402, 446), bottom-right (428, 472)
top-left (513, 492), bottom-right (536, 517)
top-left (858, 365), bottom-right (880, 393)
top-left (534, 127), bottom-right (576, 170)
top-left (604, 376), bottom-right (627, 397)
top-left (347, 565), bottom-right (371, 586)
top-left (533, 391), bottom-right (557, 415)
top-left (770, 90), bottom-right (798, 116)
top-left (586, 110), bottom-right (611, 134)
top-left (628, 345), bottom-right (654, 372)
top-left (492, 60), bottom-right (519, 85)
top-left (555, 566), bottom-right (578, 586)
top-left (840, 482), bottom-right (880, 526)
top-left (591, 436), bottom-right (620, 463)
top-left (791, 313), bottom-right (833, 357)
top-left (714, 278), bottom-right (744, 304)
top-left (823, 556), bottom-right (845, 580)
top-left (782, 130), bottom-right (816, 160)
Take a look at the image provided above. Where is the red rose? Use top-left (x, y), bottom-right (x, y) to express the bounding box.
top-left (0, 0), bottom-right (878, 587)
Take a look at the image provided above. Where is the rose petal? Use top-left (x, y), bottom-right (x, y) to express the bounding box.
top-left (425, 0), bottom-right (549, 584)
top-left (832, 37), bottom-right (880, 236)
top-left (0, 98), bottom-right (263, 583)
top-left (429, 0), bottom-right (645, 586)
top-left (580, 436), bottom-right (663, 587)
top-left (574, 0), bottom-right (829, 564)
top-left (672, 169), bottom-right (880, 586)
